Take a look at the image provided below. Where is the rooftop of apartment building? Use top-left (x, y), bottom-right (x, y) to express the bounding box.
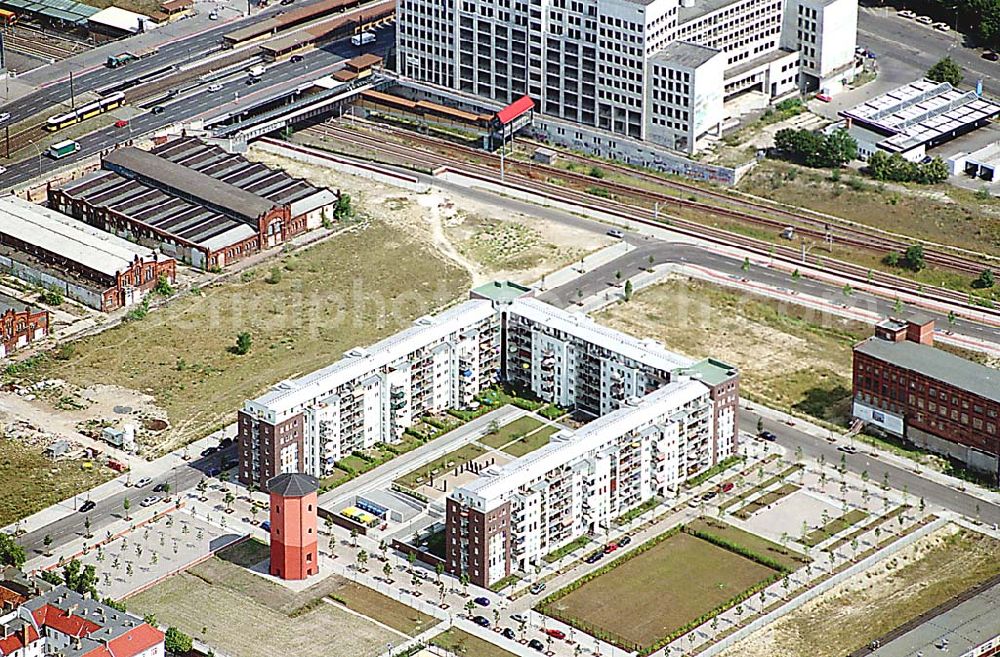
top-left (470, 280), bottom-right (533, 304)
top-left (854, 319), bottom-right (999, 404)
top-left (460, 377), bottom-right (709, 504)
top-left (678, 0), bottom-right (748, 25)
top-left (678, 357), bottom-right (739, 386)
top-left (508, 296), bottom-right (693, 372)
top-left (248, 298), bottom-right (498, 416)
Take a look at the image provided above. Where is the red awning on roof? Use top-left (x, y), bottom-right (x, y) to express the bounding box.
top-left (495, 95), bottom-right (535, 125)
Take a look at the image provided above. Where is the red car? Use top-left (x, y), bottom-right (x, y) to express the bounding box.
top-left (720, 482), bottom-right (734, 493)
top-left (603, 543), bottom-right (618, 554)
top-left (544, 629), bottom-right (566, 640)
top-left (815, 93), bottom-right (832, 102)
top-left (115, 119), bottom-right (129, 128)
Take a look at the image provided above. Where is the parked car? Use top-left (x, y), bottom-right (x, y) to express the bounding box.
top-left (607, 228), bottom-right (625, 239)
top-left (687, 499), bottom-right (700, 508)
top-left (544, 629), bottom-right (566, 640)
top-left (815, 93), bottom-right (832, 102)
top-left (201, 446), bottom-right (218, 457)
top-left (916, 15), bottom-right (933, 24)
top-left (280, 0), bottom-right (294, 5)
top-left (0, 112), bottom-right (9, 123)
top-left (933, 21), bottom-right (950, 30)
top-left (759, 430), bottom-right (777, 442)
top-left (502, 628), bottom-right (516, 640)
top-left (719, 482), bottom-right (735, 493)
top-left (208, 10), bottom-right (218, 19)
top-left (618, 535), bottom-right (632, 547)
top-left (584, 551), bottom-right (603, 563)
top-left (897, 9), bottom-right (916, 18)
top-left (983, 50), bottom-right (999, 61)
top-left (134, 477), bottom-right (152, 488)
top-left (260, 520), bottom-right (271, 531)
top-left (510, 613), bottom-right (528, 624)
top-left (207, 467), bottom-right (221, 477)
top-left (528, 639), bottom-right (545, 651)
top-left (246, 77), bottom-right (261, 86)
top-left (79, 500), bottom-right (96, 513)
top-left (530, 582), bottom-right (546, 595)
top-left (603, 542), bottom-right (618, 554)
top-left (153, 482), bottom-right (169, 492)
top-left (472, 615), bottom-right (490, 627)
top-left (140, 495), bottom-right (161, 507)
top-left (220, 437), bottom-right (234, 448)
top-left (701, 491), bottom-right (717, 502)
top-left (474, 596), bottom-right (491, 607)
top-left (291, 54), bottom-right (304, 63)
top-left (150, 105), bottom-right (165, 114)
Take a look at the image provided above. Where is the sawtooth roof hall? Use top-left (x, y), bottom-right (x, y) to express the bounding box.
top-left (49, 137), bottom-right (338, 270)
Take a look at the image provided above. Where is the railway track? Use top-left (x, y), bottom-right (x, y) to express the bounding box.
top-left (302, 121), bottom-right (1000, 322)
top-left (517, 138), bottom-right (999, 273)
top-left (3, 25), bottom-right (89, 61)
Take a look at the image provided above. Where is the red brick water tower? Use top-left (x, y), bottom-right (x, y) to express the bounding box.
top-left (266, 472), bottom-right (320, 580)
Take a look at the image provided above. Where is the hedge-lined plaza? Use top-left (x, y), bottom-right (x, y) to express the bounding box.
top-left (537, 520), bottom-right (806, 655)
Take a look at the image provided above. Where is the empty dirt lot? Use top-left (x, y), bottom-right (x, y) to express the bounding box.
top-left (719, 524), bottom-right (1000, 657)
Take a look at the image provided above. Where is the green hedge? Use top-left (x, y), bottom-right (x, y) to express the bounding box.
top-left (543, 536), bottom-right (590, 563)
top-left (686, 455), bottom-right (744, 488)
top-left (614, 497), bottom-right (661, 525)
top-left (683, 526), bottom-right (791, 573)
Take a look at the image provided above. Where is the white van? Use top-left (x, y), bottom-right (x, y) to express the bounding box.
top-left (351, 31), bottom-right (376, 46)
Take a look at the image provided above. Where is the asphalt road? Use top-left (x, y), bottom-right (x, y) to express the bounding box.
top-left (747, 413), bottom-right (1000, 526)
top-left (17, 444), bottom-right (237, 556)
top-left (0, 30), bottom-right (393, 190)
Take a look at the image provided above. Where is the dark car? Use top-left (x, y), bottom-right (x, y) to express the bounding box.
top-left (220, 437), bottom-right (234, 448)
top-left (759, 430), bottom-right (777, 442)
top-left (153, 483), bottom-right (169, 492)
top-left (207, 467), bottom-right (221, 477)
top-left (280, 0), bottom-right (294, 5)
top-left (528, 639), bottom-right (545, 651)
top-left (261, 520), bottom-right (271, 531)
top-left (472, 615), bottom-right (490, 627)
top-left (290, 54), bottom-right (303, 63)
top-left (201, 446), bottom-right (218, 457)
top-left (502, 628), bottom-right (516, 640)
top-left (150, 105), bottom-right (164, 114)
top-left (984, 50), bottom-right (999, 61)
top-left (246, 77), bottom-right (261, 86)
top-left (79, 500), bottom-right (96, 513)
top-left (701, 491), bottom-right (717, 502)
top-left (474, 596), bottom-right (490, 607)
top-left (618, 535), bottom-right (631, 547)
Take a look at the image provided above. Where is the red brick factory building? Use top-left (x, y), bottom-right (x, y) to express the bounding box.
top-left (0, 195), bottom-right (175, 312)
top-left (852, 317), bottom-right (1000, 482)
top-left (49, 137), bottom-right (338, 270)
top-left (267, 472), bottom-right (320, 581)
top-left (0, 293), bottom-right (47, 358)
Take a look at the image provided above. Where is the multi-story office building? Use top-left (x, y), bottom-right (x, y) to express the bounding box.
top-left (396, 0), bottom-right (857, 153)
top-left (852, 317), bottom-right (1000, 482)
top-left (239, 300), bottom-right (501, 487)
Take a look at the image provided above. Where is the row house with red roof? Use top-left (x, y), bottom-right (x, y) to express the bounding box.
top-left (0, 586), bottom-right (163, 657)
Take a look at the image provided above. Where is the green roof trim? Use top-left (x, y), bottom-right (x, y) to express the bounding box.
top-left (677, 358), bottom-right (739, 386)
top-left (472, 280), bottom-right (533, 303)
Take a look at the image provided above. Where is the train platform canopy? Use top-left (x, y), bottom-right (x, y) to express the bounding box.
top-left (88, 6), bottom-right (157, 33)
top-left (840, 79), bottom-right (1000, 154)
top-left (495, 95), bottom-right (535, 126)
top-left (0, 0), bottom-right (97, 25)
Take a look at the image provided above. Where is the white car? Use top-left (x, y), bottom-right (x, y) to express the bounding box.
top-left (897, 9), bottom-right (916, 18)
top-left (208, 10), bottom-right (219, 19)
top-left (0, 166), bottom-right (6, 175)
top-left (208, 83), bottom-right (223, 92)
top-left (140, 495), bottom-right (161, 507)
top-left (134, 477), bottom-right (152, 488)
top-left (916, 15), bottom-right (934, 24)
top-left (933, 22), bottom-right (950, 31)
top-left (510, 613), bottom-right (528, 624)
top-left (0, 112), bottom-right (9, 123)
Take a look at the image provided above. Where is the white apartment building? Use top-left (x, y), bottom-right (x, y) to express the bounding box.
top-left (396, 0), bottom-right (857, 153)
top-left (446, 378), bottom-right (722, 584)
top-left (238, 299), bottom-right (501, 487)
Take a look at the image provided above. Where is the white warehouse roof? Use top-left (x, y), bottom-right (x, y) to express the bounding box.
top-left (0, 195), bottom-right (158, 278)
top-left (87, 6), bottom-right (157, 33)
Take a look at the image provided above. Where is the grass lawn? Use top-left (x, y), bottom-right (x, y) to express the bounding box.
top-left (478, 416), bottom-right (544, 449)
top-left (0, 436), bottom-right (115, 528)
top-left (719, 526), bottom-right (1000, 657)
top-left (502, 426), bottom-right (559, 457)
top-left (539, 531), bottom-right (779, 650)
top-left (216, 538), bottom-right (271, 568)
top-left (394, 443), bottom-right (486, 490)
top-left (597, 279), bottom-right (866, 426)
top-left (430, 628), bottom-right (518, 657)
top-left (5, 222), bottom-right (469, 453)
top-left (802, 509), bottom-right (870, 547)
top-left (327, 580), bottom-right (434, 636)
top-left (687, 517), bottom-right (808, 571)
top-left (126, 557), bottom-right (399, 657)
top-left (732, 483), bottom-right (800, 520)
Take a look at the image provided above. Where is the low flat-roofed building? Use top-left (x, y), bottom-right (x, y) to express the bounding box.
top-left (0, 195), bottom-right (175, 312)
top-left (49, 138), bottom-right (338, 270)
top-left (842, 79), bottom-right (1000, 161)
top-left (861, 577), bottom-right (1000, 657)
top-left (0, 292), bottom-right (47, 358)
